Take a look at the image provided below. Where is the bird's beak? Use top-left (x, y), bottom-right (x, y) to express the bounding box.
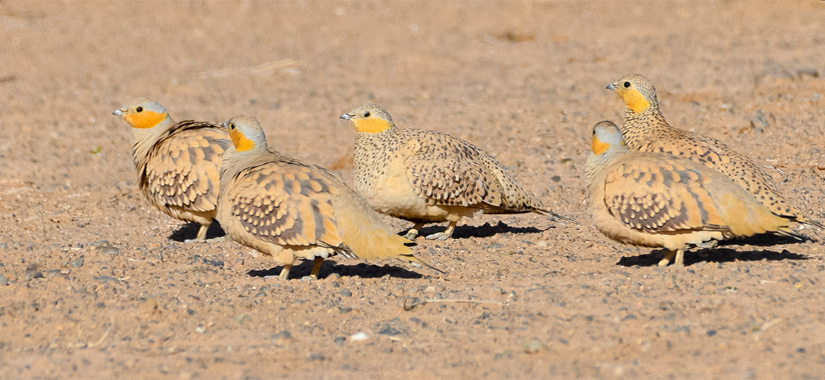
top-left (113, 109), bottom-right (124, 116)
top-left (606, 83), bottom-right (616, 90)
top-left (221, 121), bottom-right (228, 128)
top-left (339, 113), bottom-right (352, 121)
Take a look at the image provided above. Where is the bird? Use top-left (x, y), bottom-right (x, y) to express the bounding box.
top-left (113, 98), bottom-right (230, 242)
top-left (340, 103), bottom-right (566, 241)
top-left (607, 74), bottom-right (823, 229)
top-left (586, 121), bottom-right (805, 266)
top-left (216, 115), bottom-right (439, 279)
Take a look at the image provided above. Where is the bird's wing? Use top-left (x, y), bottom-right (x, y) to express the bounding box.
top-left (602, 158), bottom-right (730, 233)
top-left (403, 131), bottom-right (503, 208)
top-left (226, 160), bottom-right (346, 249)
top-left (142, 121), bottom-right (230, 212)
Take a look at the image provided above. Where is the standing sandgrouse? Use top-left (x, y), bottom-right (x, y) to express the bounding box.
top-left (114, 98), bottom-right (230, 242)
top-left (607, 74), bottom-right (823, 229)
top-left (217, 116), bottom-right (439, 279)
top-left (340, 104), bottom-right (565, 241)
top-left (586, 121), bottom-right (804, 266)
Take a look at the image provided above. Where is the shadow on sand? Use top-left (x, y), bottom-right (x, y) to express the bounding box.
top-left (248, 260), bottom-right (428, 280)
top-left (406, 221), bottom-right (549, 240)
top-left (617, 247), bottom-right (809, 267)
top-left (168, 221), bottom-right (226, 242)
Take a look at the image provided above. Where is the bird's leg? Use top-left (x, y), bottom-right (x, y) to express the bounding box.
top-left (279, 264), bottom-right (293, 279)
top-left (673, 249), bottom-right (685, 267)
top-left (658, 250), bottom-right (676, 267)
top-left (310, 257), bottom-right (324, 279)
top-left (426, 220), bottom-right (457, 241)
top-left (404, 222), bottom-right (426, 240)
top-left (184, 222), bottom-right (211, 243)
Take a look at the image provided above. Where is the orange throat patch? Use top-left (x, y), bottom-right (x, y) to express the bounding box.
top-left (618, 88), bottom-right (651, 113)
top-left (230, 130), bottom-right (256, 151)
top-left (353, 118), bottom-right (392, 133)
top-left (591, 136), bottom-right (611, 156)
top-left (124, 110), bottom-right (168, 129)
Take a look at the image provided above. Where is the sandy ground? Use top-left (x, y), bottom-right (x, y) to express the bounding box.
top-left (2, 0), bottom-right (825, 378)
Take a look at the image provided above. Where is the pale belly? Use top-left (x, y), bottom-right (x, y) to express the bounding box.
top-left (358, 172), bottom-right (453, 222)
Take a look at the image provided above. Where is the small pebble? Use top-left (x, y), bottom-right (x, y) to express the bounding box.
top-left (306, 353), bottom-right (325, 361)
top-left (271, 331), bottom-right (291, 340)
top-left (340, 289), bottom-right (352, 297)
top-left (69, 257), bottom-right (84, 268)
top-left (350, 332), bottom-right (369, 342)
top-left (523, 339), bottom-right (544, 354)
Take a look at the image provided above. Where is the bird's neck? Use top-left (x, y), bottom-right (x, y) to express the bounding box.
top-left (621, 106), bottom-right (671, 149)
top-left (130, 118), bottom-right (176, 168)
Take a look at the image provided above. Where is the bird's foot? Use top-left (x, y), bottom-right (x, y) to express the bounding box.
top-left (696, 240), bottom-right (718, 249)
top-left (184, 236), bottom-right (227, 243)
top-left (425, 232), bottom-right (451, 241)
top-left (403, 230), bottom-right (419, 240)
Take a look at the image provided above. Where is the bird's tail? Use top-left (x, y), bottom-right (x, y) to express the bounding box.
top-left (776, 226), bottom-right (811, 242)
top-left (338, 200), bottom-right (442, 273)
top-left (534, 208), bottom-right (576, 224)
top-left (794, 215), bottom-right (825, 230)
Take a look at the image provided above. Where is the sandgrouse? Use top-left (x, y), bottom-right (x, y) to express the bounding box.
top-left (340, 104), bottom-right (565, 241)
top-left (114, 98), bottom-right (230, 242)
top-left (586, 121), bottom-right (804, 266)
top-left (217, 116), bottom-right (439, 279)
top-left (607, 74), bottom-right (823, 229)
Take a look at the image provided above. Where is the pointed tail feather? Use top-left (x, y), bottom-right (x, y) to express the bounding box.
top-left (535, 208), bottom-right (576, 224)
top-left (796, 216), bottom-right (825, 230)
top-left (398, 253), bottom-right (444, 274)
top-left (776, 226), bottom-right (812, 242)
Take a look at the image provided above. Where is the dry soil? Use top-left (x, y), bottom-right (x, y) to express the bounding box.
top-left (2, 1), bottom-right (825, 379)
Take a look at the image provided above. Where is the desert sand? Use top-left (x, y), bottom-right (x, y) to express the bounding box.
top-left (1, 1), bottom-right (825, 378)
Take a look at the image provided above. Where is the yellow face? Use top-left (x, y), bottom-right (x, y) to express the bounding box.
top-left (613, 81), bottom-right (650, 113)
top-left (122, 106), bottom-right (168, 129)
top-left (228, 128), bottom-right (255, 152)
top-left (591, 135), bottom-right (611, 156)
top-left (346, 109), bottom-right (393, 133)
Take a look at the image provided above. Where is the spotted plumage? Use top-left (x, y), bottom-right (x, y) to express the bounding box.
top-left (217, 116), bottom-right (439, 279)
top-left (607, 74), bottom-right (823, 229)
top-left (341, 103), bottom-right (566, 241)
top-left (587, 121), bottom-right (805, 266)
top-left (114, 98), bottom-right (230, 242)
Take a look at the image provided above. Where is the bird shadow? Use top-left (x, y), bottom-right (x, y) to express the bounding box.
top-left (616, 247), bottom-right (809, 267)
top-left (247, 260), bottom-right (426, 280)
top-left (717, 233), bottom-right (816, 247)
top-left (406, 221), bottom-right (548, 240)
top-left (168, 221), bottom-right (226, 242)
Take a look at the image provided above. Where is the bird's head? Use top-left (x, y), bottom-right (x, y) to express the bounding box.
top-left (113, 98), bottom-right (171, 129)
top-left (223, 115), bottom-right (267, 152)
top-left (339, 103), bottom-right (396, 133)
top-left (591, 120), bottom-right (625, 156)
top-left (606, 74), bottom-right (659, 114)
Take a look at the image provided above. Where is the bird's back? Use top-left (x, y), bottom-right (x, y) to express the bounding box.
top-left (359, 127), bottom-right (545, 213)
top-left (221, 149), bottom-right (421, 264)
top-left (590, 148), bottom-right (798, 243)
top-left (623, 115), bottom-right (805, 222)
top-left (137, 120), bottom-right (230, 215)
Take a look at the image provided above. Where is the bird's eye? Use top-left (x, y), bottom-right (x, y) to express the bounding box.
top-left (363, 112), bottom-right (371, 117)
top-left (229, 123), bottom-right (235, 130)
top-left (136, 106), bottom-right (144, 112)
top-left (623, 82), bottom-right (631, 88)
